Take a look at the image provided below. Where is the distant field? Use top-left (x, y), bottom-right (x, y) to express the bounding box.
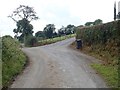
top-left (37, 34), bottom-right (75, 46)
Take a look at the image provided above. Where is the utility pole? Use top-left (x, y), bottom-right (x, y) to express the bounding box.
top-left (114, 1), bottom-right (116, 20)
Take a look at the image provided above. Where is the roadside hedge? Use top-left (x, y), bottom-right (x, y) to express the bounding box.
top-left (2, 35), bottom-right (26, 87)
top-left (76, 20), bottom-right (120, 65)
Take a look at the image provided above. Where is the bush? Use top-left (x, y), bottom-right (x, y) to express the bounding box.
top-left (25, 36), bottom-right (38, 47)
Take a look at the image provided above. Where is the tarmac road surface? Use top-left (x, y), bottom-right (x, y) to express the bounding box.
top-left (11, 38), bottom-right (107, 88)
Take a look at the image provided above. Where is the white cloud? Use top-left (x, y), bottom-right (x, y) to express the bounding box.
top-left (0, 0), bottom-right (118, 37)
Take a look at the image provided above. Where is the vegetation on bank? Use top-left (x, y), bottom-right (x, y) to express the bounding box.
top-left (2, 35), bottom-right (27, 87)
top-left (82, 45), bottom-right (119, 88)
top-left (37, 34), bottom-right (75, 46)
top-left (75, 20), bottom-right (120, 88)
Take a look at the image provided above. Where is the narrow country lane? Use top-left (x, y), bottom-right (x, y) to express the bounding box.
top-left (11, 38), bottom-right (107, 88)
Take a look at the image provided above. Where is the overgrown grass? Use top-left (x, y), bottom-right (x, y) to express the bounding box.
top-left (75, 20), bottom-right (119, 88)
top-left (91, 64), bottom-right (118, 88)
top-left (82, 44), bottom-right (119, 66)
top-left (79, 44), bottom-right (119, 88)
top-left (2, 35), bottom-right (27, 88)
top-left (70, 42), bottom-right (119, 88)
top-left (37, 34), bottom-right (75, 46)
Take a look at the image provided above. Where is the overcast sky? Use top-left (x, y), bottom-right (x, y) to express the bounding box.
top-left (0, 0), bottom-right (120, 37)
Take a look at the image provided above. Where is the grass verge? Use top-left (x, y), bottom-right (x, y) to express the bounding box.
top-left (91, 64), bottom-right (118, 88)
top-left (70, 42), bottom-right (119, 88)
top-left (2, 35), bottom-right (27, 88)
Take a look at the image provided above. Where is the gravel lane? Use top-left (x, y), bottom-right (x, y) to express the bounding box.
top-left (11, 38), bottom-right (107, 88)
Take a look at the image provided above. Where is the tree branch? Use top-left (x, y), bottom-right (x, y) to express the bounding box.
top-left (8, 16), bottom-right (17, 22)
top-left (17, 13), bottom-right (24, 19)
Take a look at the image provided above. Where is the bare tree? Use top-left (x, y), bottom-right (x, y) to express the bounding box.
top-left (8, 5), bottom-right (39, 22)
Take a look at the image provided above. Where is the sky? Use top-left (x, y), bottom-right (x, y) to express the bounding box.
top-left (0, 0), bottom-right (120, 37)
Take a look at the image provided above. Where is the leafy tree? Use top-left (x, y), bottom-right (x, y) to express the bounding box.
top-left (58, 26), bottom-right (65, 36)
top-left (25, 36), bottom-right (38, 47)
top-left (16, 19), bottom-right (33, 34)
top-left (13, 18), bottom-right (34, 43)
top-left (93, 19), bottom-right (103, 25)
top-left (117, 12), bottom-right (120, 19)
top-left (18, 34), bottom-right (24, 43)
top-left (85, 22), bottom-right (93, 26)
top-left (65, 24), bottom-right (75, 35)
top-left (35, 31), bottom-right (45, 38)
top-left (8, 5), bottom-right (39, 43)
top-left (43, 24), bottom-right (56, 38)
top-left (53, 31), bottom-right (58, 38)
top-left (13, 29), bottom-right (18, 38)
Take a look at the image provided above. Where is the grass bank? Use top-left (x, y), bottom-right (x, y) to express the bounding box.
top-left (2, 35), bottom-right (27, 88)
